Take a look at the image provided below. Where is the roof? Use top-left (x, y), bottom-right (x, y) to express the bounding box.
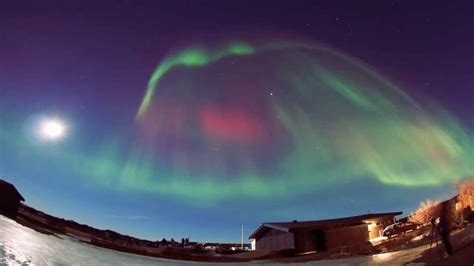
top-left (249, 211), bottom-right (402, 239)
top-left (0, 179), bottom-right (25, 202)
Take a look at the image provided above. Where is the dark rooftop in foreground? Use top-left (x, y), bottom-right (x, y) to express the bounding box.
top-left (0, 179), bottom-right (25, 202)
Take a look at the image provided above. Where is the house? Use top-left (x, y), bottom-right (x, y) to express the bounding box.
top-left (441, 194), bottom-right (470, 224)
top-left (249, 211), bottom-right (401, 254)
top-left (0, 179), bottom-right (25, 217)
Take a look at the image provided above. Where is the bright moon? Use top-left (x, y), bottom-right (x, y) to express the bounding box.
top-left (38, 118), bottom-right (67, 141)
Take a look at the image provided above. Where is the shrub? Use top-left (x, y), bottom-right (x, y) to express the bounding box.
top-left (408, 199), bottom-right (441, 225)
top-left (457, 178), bottom-right (474, 208)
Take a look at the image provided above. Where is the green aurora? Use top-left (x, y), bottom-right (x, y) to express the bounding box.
top-left (2, 40), bottom-right (472, 205)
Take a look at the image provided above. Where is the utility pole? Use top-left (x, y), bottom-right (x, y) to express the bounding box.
top-left (241, 224), bottom-right (244, 250)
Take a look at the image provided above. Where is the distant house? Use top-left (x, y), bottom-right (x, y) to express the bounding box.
top-left (0, 179), bottom-right (25, 217)
top-left (249, 212), bottom-right (401, 254)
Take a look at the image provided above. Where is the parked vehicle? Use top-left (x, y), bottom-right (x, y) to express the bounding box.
top-left (382, 223), bottom-right (418, 237)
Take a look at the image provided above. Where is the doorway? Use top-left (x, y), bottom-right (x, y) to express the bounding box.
top-left (313, 229), bottom-right (326, 251)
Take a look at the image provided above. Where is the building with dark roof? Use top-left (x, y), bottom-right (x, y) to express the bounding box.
top-left (249, 211), bottom-right (402, 254)
top-left (0, 179), bottom-right (25, 217)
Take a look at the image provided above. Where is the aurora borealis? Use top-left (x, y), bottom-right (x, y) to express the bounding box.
top-left (1, 1), bottom-right (473, 242)
top-left (132, 40), bottom-right (472, 198)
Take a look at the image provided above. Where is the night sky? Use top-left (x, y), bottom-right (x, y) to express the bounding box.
top-left (1, 1), bottom-right (473, 243)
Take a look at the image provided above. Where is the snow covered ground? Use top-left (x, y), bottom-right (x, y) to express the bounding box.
top-left (0, 216), bottom-right (187, 265)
